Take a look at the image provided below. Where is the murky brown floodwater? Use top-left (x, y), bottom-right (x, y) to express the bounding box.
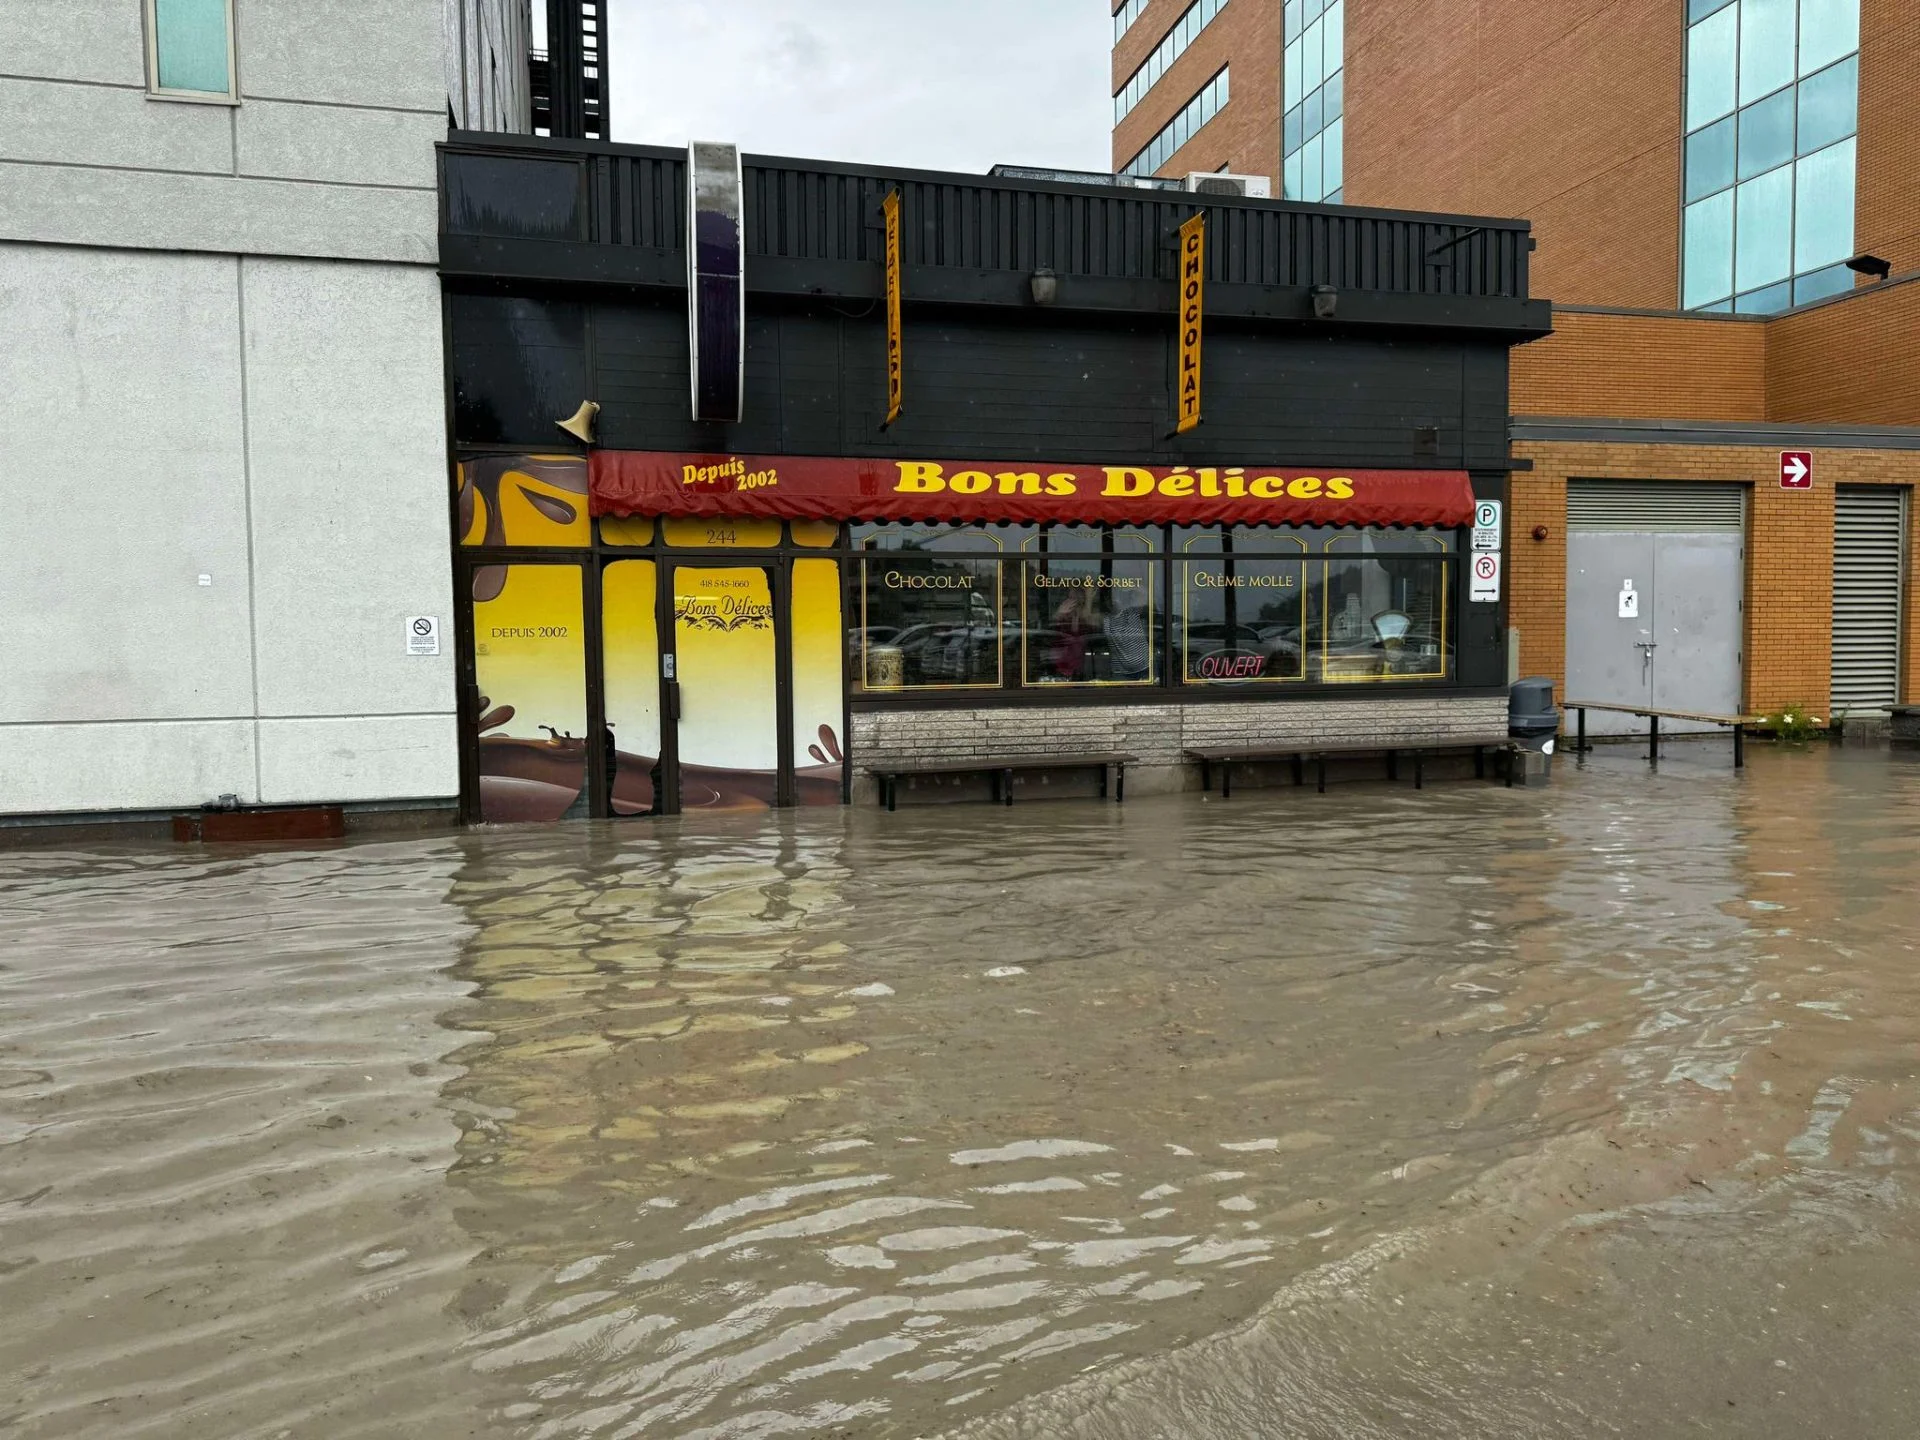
top-left (5, 742), bottom-right (1920, 1439)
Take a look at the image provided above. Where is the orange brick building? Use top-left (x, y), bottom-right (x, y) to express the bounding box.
top-left (1114, 0), bottom-right (1920, 719)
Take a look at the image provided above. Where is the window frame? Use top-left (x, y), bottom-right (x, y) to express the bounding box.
top-left (143, 0), bottom-right (240, 106)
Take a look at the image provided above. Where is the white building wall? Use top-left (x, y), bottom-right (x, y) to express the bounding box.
top-left (0, 1), bottom-right (527, 821)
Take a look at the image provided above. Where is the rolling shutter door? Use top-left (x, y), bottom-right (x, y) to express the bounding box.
top-left (1566, 480), bottom-right (1746, 531)
top-left (1831, 487), bottom-right (1907, 711)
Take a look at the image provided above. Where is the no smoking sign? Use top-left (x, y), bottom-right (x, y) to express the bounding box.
top-left (406, 615), bottom-right (441, 656)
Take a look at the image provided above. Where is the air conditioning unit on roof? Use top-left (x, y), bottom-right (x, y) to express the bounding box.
top-left (1184, 172), bottom-right (1271, 199)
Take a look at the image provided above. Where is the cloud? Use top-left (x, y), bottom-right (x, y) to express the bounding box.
top-left (607, 0), bottom-right (1112, 174)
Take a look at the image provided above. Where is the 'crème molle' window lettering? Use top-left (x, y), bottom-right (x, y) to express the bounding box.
top-left (1021, 527), bottom-right (1161, 686)
top-left (1178, 526), bottom-right (1309, 683)
top-left (853, 524), bottom-right (1005, 691)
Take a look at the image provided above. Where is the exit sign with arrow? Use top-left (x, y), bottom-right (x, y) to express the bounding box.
top-left (1780, 451), bottom-right (1812, 489)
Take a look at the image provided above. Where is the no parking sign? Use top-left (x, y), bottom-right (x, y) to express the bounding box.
top-left (1470, 551), bottom-right (1501, 602)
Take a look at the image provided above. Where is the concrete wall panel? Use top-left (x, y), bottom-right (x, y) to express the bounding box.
top-left (0, 76), bottom-right (234, 173)
top-left (0, 0), bottom-right (147, 88)
top-left (237, 101), bottom-right (443, 189)
top-left (239, 0), bottom-right (446, 112)
top-left (0, 162), bottom-right (438, 262)
top-left (0, 244), bottom-right (255, 724)
top-left (240, 258), bottom-right (455, 722)
top-left (257, 715), bottom-right (458, 804)
top-left (0, 720), bottom-right (257, 814)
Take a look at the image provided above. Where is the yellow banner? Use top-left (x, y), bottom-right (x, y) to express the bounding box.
top-left (884, 189), bottom-right (904, 427)
top-left (1176, 212), bottom-right (1205, 434)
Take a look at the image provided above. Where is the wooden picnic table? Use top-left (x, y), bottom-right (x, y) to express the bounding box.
top-left (1563, 700), bottom-right (1762, 767)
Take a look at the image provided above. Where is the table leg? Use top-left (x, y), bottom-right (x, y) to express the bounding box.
top-left (1649, 714), bottom-right (1660, 765)
top-left (1577, 707), bottom-right (1587, 755)
top-left (1734, 723), bottom-right (1745, 769)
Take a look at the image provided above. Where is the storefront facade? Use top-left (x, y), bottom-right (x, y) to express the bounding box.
top-left (440, 135), bottom-right (1549, 818)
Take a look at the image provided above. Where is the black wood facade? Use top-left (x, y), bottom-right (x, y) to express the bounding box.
top-left (439, 135), bottom-right (1551, 823)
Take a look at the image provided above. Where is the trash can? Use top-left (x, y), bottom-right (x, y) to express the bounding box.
top-left (1509, 676), bottom-right (1561, 775)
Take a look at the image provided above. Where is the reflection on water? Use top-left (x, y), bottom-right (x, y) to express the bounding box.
top-left (3, 745), bottom-right (1920, 1438)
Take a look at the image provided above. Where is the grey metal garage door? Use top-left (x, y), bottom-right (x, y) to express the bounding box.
top-left (1566, 481), bottom-right (1746, 736)
top-left (1830, 487), bottom-right (1907, 713)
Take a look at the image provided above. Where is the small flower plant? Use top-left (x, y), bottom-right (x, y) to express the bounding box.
top-left (1759, 703), bottom-right (1826, 744)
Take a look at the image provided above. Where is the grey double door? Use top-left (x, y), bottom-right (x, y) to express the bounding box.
top-left (1565, 483), bottom-right (1745, 736)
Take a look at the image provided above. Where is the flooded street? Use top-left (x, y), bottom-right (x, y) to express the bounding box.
top-left (5, 745), bottom-right (1920, 1439)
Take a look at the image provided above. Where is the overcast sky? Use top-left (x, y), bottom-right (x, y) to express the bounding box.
top-left (603, 1), bottom-right (1113, 174)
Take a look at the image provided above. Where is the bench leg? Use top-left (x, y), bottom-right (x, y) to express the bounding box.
top-left (1099, 763), bottom-right (1109, 801)
top-left (1505, 746), bottom-right (1515, 788)
top-left (885, 776), bottom-right (896, 812)
top-left (1474, 746), bottom-right (1486, 780)
top-left (1200, 757), bottom-right (1212, 794)
top-left (1414, 752), bottom-right (1424, 790)
top-left (1734, 724), bottom-right (1745, 769)
top-left (1222, 761), bottom-right (1232, 801)
top-left (1317, 755), bottom-right (1328, 795)
top-left (1648, 713), bottom-right (1659, 765)
top-left (1003, 768), bottom-right (1015, 806)
top-left (1116, 764), bottom-right (1126, 803)
top-left (1291, 754), bottom-right (1303, 788)
top-left (1386, 748), bottom-right (1398, 782)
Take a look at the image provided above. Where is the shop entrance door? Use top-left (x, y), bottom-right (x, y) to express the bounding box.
top-left (668, 563), bottom-right (784, 811)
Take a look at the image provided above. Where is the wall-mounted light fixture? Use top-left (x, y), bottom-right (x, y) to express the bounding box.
top-left (1030, 267), bottom-right (1059, 306)
top-left (1532, 524), bottom-right (1550, 542)
top-left (1845, 253), bottom-right (1893, 281)
top-left (1310, 283), bottom-right (1338, 320)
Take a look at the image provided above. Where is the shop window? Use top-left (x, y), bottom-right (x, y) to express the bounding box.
top-left (852, 524), bottom-right (1005, 691)
top-left (1316, 536), bottom-right (1451, 683)
top-left (1021, 527), bottom-right (1160, 686)
top-left (146, 0), bottom-right (236, 101)
top-left (469, 563), bottom-right (588, 822)
top-left (601, 560), bottom-right (662, 816)
top-left (1179, 527), bottom-right (1308, 684)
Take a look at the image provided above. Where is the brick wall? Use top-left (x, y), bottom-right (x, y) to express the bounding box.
top-left (1766, 276), bottom-right (1920, 425)
top-left (1511, 441), bottom-right (1920, 715)
top-left (852, 694), bottom-right (1507, 799)
top-left (1857, 0), bottom-right (1920, 278)
top-left (1512, 310), bottom-right (1768, 420)
top-left (1344, 0), bottom-right (1684, 308)
top-left (1111, 0), bottom-right (1281, 184)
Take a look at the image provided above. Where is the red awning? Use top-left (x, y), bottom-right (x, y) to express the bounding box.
top-left (590, 451), bottom-right (1476, 529)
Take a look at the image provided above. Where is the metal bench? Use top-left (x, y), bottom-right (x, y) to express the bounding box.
top-left (1564, 700), bottom-right (1759, 767)
top-left (1187, 733), bottom-right (1522, 797)
top-left (869, 752), bottom-right (1137, 811)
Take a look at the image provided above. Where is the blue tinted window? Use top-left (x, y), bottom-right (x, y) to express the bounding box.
top-left (1286, 0), bottom-right (1303, 42)
top-left (1302, 16), bottom-right (1324, 90)
top-left (1738, 0), bottom-right (1797, 105)
top-left (1734, 164), bottom-right (1793, 291)
top-left (153, 0), bottom-right (231, 95)
top-left (1737, 88), bottom-right (1794, 180)
top-left (1689, 0), bottom-right (1735, 18)
top-left (1325, 66), bottom-right (1344, 122)
top-left (1285, 149), bottom-right (1304, 200)
top-left (1687, 115), bottom-right (1737, 201)
top-left (1323, 118), bottom-right (1344, 195)
top-left (1303, 86), bottom-right (1323, 136)
top-left (1792, 262), bottom-right (1854, 305)
top-left (1794, 136), bottom-right (1856, 273)
top-left (1735, 280), bottom-right (1794, 313)
top-left (1684, 191), bottom-right (1735, 307)
top-left (1798, 0), bottom-right (1859, 75)
top-left (1686, 7), bottom-right (1738, 129)
top-left (1797, 55), bottom-right (1857, 155)
top-left (1284, 105), bottom-right (1303, 153)
top-left (1302, 132), bottom-right (1324, 202)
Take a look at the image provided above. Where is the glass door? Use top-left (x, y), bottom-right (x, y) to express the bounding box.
top-left (668, 564), bottom-right (782, 811)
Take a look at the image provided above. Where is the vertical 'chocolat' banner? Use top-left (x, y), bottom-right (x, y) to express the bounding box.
top-left (688, 141), bottom-right (745, 424)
